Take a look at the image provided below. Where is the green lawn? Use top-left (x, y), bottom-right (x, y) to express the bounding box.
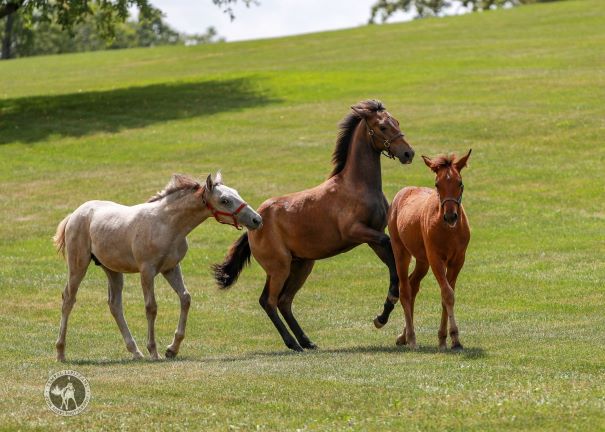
top-left (1, 1), bottom-right (604, 430)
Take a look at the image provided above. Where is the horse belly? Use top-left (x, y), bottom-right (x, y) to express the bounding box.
top-left (89, 211), bottom-right (139, 273)
top-left (91, 244), bottom-right (139, 273)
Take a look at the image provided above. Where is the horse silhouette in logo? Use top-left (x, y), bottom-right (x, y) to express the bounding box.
top-left (50, 378), bottom-right (77, 411)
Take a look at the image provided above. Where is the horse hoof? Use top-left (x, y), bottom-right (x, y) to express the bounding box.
top-left (165, 349), bottom-right (177, 359)
top-left (451, 343), bottom-right (463, 352)
top-left (396, 334), bottom-right (407, 346)
top-left (373, 316), bottom-right (385, 329)
top-left (132, 351), bottom-right (144, 360)
top-left (288, 343), bottom-right (304, 352)
top-left (302, 342), bottom-right (318, 350)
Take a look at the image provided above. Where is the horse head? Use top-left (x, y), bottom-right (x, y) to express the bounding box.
top-left (422, 149), bottom-right (472, 228)
top-left (351, 100), bottom-right (415, 164)
top-left (204, 172), bottom-right (262, 230)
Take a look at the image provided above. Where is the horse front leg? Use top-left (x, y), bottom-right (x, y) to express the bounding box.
top-left (140, 267), bottom-right (160, 360)
top-left (345, 222), bottom-right (398, 328)
top-left (162, 265), bottom-right (191, 359)
top-left (443, 255), bottom-right (465, 350)
top-left (369, 240), bottom-right (399, 329)
top-left (429, 254), bottom-right (462, 351)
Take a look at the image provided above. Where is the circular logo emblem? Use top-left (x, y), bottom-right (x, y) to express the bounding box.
top-left (44, 370), bottom-right (91, 416)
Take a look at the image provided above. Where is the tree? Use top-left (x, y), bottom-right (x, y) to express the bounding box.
top-left (369, 0), bottom-right (560, 23)
top-left (1, 0), bottom-right (256, 59)
top-left (0, 8), bottom-right (223, 58)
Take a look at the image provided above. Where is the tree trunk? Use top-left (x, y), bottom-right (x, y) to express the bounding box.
top-left (2, 12), bottom-right (15, 60)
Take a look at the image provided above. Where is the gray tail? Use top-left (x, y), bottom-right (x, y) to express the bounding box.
top-left (212, 232), bottom-right (251, 289)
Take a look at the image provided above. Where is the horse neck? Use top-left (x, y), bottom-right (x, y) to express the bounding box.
top-left (341, 122), bottom-right (382, 190)
top-left (153, 196), bottom-right (209, 237)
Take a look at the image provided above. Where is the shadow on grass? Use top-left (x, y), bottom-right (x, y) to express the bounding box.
top-left (320, 343), bottom-right (487, 359)
top-left (66, 343), bottom-right (485, 366)
top-left (0, 77), bottom-right (279, 144)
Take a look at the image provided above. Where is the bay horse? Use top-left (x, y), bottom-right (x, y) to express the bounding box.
top-left (213, 100), bottom-right (415, 351)
top-left (386, 150), bottom-right (471, 350)
top-left (53, 172), bottom-right (261, 361)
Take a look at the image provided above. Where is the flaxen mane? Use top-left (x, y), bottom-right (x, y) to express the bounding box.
top-left (148, 174), bottom-right (200, 203)
top-left (330, 99), bottom-right (385, 178)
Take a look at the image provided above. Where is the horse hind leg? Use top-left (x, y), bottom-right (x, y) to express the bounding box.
top-left (395, 250), bottom-right (415, 348)
top-left (278, 259), bottom-right (316, 349)
top-left (55, 247), bottom-right (90, 362)
top-left (405, 259), bottom-right (429, 346)
top-left (259, 268), bottom-right (303, 352)
top-left (104, 267), bottom-right (144, 359)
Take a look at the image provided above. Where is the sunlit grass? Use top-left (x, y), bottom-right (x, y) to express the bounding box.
top-left (0, 1), bottom-right (604, 430)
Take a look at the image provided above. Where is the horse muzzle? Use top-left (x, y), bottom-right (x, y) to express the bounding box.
top-left (444, 211), bottom-right (458, 228)
top-left (242, 212), bottom-right (263, 230)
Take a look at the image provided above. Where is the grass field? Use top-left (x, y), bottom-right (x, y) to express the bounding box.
top-left (1, 0), bottom-right (604, 430)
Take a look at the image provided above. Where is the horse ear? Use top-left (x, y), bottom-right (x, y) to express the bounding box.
top-left (214, 170), bottom-right (223, 185)
top-left (205, 174), bottom-right (214, 192)
top-left (351, 104), bottom-right (372, 119)
top-left (422, 155), bottom-right (439, 173)
top-left (455, 149), bottom-right (472, 171)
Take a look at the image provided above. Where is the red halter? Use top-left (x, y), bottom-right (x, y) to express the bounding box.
top-left (206, 201), bottom-right (247, 230)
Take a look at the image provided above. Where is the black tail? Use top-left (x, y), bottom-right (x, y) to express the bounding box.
top-left (212, 232), bottom-right (251, 289)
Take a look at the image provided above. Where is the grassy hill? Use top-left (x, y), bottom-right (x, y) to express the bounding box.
top-left (1, 1), bottom-right (604, 430)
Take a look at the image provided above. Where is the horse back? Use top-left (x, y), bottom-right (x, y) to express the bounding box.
top-left (251, 177), bottom-right (385, 260)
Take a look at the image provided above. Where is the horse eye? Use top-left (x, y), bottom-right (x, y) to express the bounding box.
top-left (460, 182), bottom-right (464, 188)
top-left (221, 199), bottom-right (229, 206)
top-left (380, 126), bottom-right (387, 132)
top-left (434, 182), bottom-right (438, 188)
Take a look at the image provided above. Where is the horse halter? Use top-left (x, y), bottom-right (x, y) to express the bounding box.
top-left (206, 201), bottom-right (247, 230)
top-left (440, 183), bottom-right (464, 208)
top-left (364, 119), bottom-right (404, 159)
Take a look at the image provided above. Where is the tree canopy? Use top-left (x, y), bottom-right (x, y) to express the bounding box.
top-left (1, 0), bottom-right (256, 59)
top-left (369, 0), bottom-right (560, 22)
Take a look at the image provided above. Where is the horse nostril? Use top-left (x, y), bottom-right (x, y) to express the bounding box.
top-left (252, 217), bottom-right (261, 225)
top-left (444, 213), bottom-right (458, 224)
top-left (404, 152), bottom-right (410, 159)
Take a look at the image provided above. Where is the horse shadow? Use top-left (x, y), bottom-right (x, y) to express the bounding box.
top-left (318, 343), bottom-right (487, 359)
top-left (0, 77), bottom-right (280, 145)
top-left (66, 344), bottom-right (486, 366)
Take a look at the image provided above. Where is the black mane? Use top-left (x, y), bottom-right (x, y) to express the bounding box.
top-left (329, 99), bottom-right (385, 178)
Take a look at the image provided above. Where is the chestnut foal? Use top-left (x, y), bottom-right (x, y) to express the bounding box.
top-left (388, 150), bottom-right (471, 350)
